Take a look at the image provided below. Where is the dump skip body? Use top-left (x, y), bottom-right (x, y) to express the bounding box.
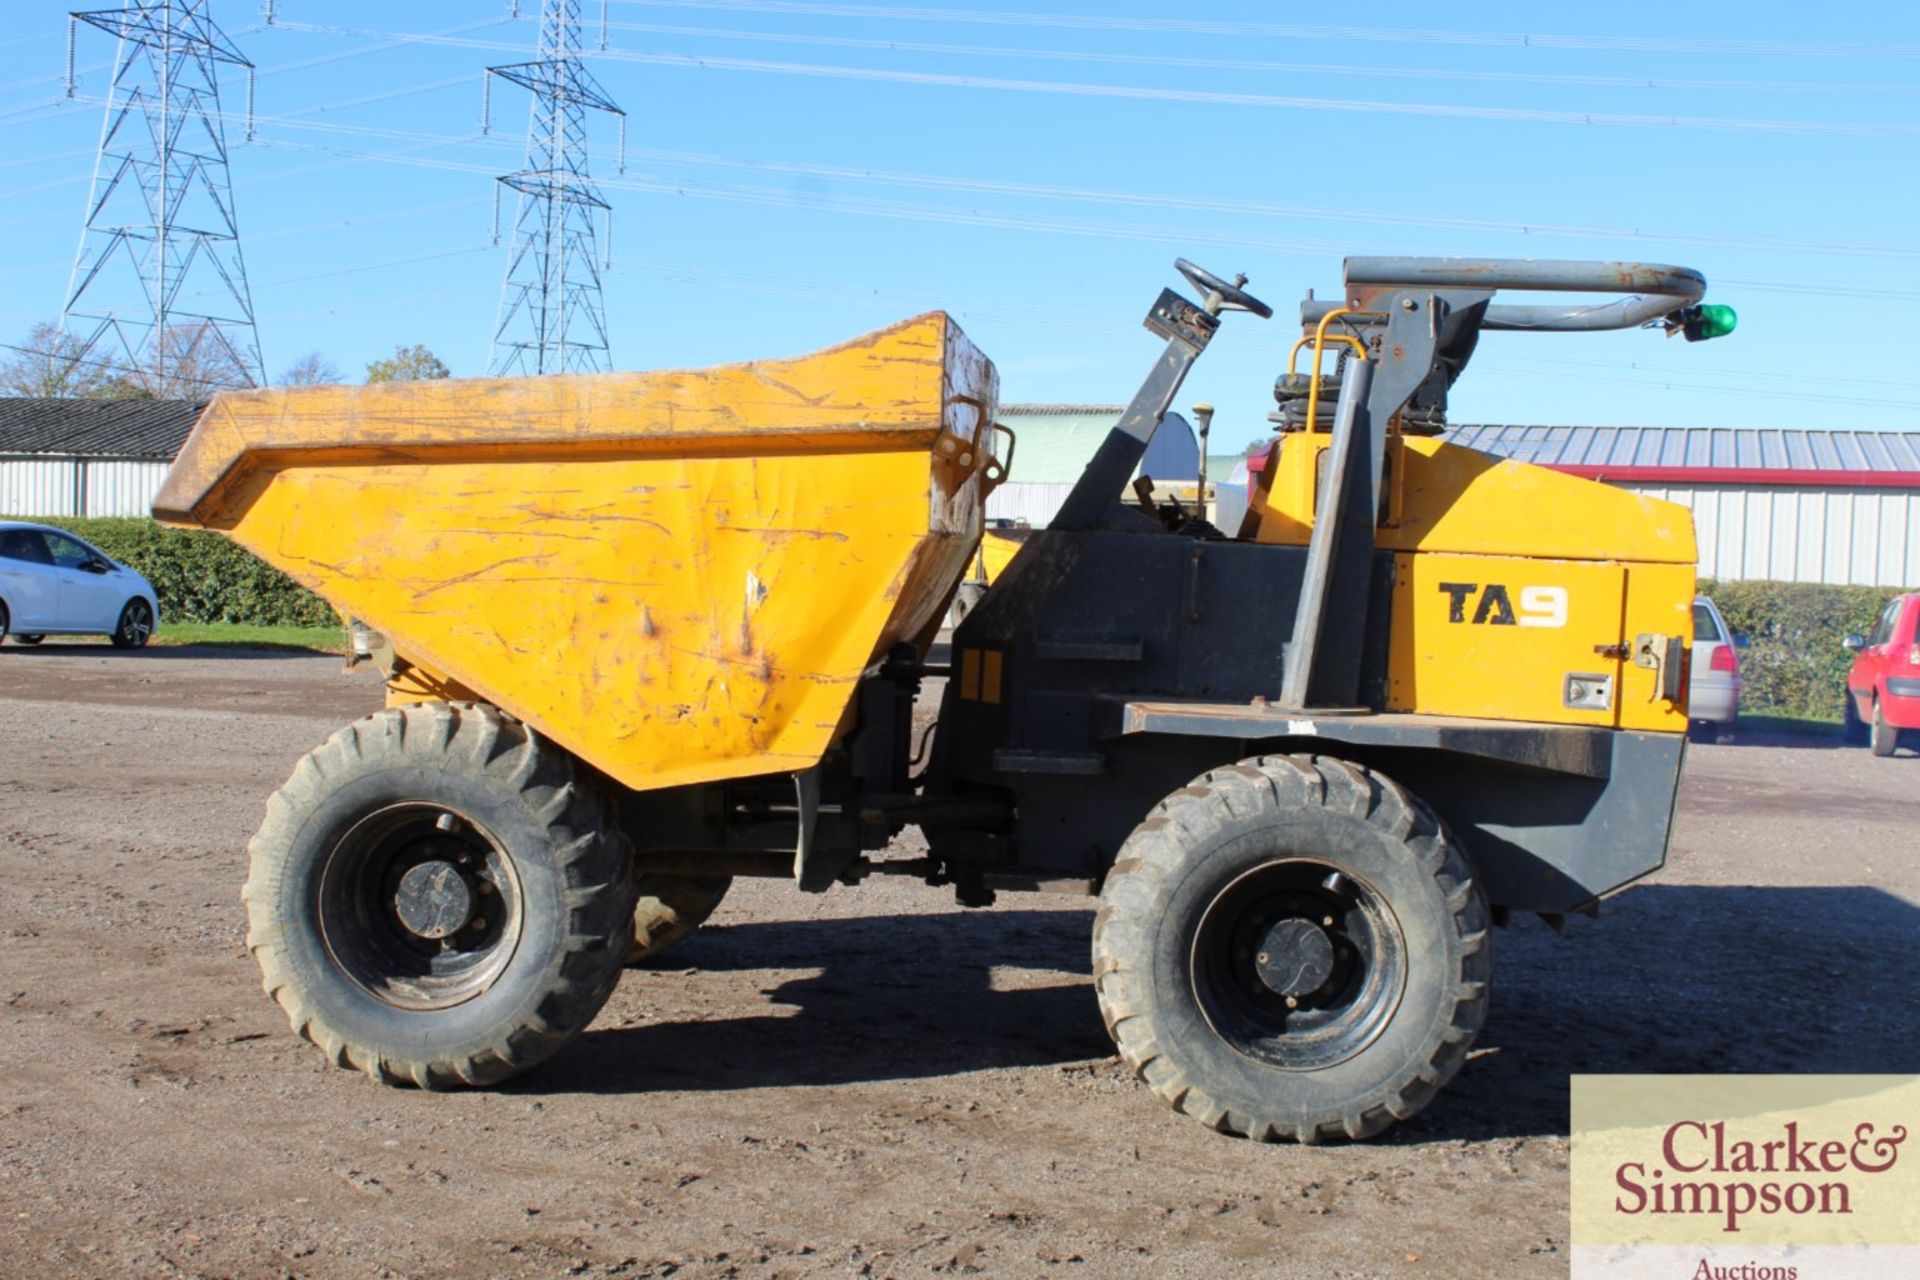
top-left (155, 312), bottom-right (1000, 791)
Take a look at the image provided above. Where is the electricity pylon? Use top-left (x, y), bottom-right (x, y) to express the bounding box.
top-left (63, 1), bottom-right (264, 393)
top-left (487, 0), bottom-right (625, 377)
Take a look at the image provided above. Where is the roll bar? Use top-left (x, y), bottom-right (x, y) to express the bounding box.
top-left (1277, 255), bottom-right (1717, 710)
top-left (1305, 257), bottom-right (1708, 333)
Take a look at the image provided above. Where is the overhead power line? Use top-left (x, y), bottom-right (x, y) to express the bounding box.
top-left (246, 136), bottom-right (1920, 310)
top-left (262, 20), bottom-right (1920, 139)
top-left (615, 148), bottom-right (1920, 261)
top-left (586, 50), bottom-right (1920, 139)
top-left (45, 84), bottom-right (1894, 276)
top-left (592, 17), bottom-right (1920, 96)
top-left (175, 105), bottom-right (1919, 262)
top-left (257, 13), bottom-right (519, 77)
top-left (605, 0), bottom-right (1920, 59)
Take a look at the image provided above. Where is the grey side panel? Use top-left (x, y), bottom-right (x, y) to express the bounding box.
top-left (1380, 730), bottom-right (1686, 913)
top-left (1111, 702), bottom-right (1612, 778)
top-left (1108, 701), bottom-right (1685, 913)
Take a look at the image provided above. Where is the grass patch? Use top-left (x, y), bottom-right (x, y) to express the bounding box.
top-left (153, 622), bottom-right (343, 653)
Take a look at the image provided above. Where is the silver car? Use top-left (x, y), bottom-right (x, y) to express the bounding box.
top-left (1688, 594), bottom-right (1741, 737)
top-left (0, 521), bottom-right (159, 649)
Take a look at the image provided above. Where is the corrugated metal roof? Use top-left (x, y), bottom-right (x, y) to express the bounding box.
top-left (1447, 425), bottom-right (1920, 474)
top-left (0, 397), bottom-right (204, 460)
top-left (998, 404), bottom-right (1223, 485)
top-left (1000, 404), bottom-right (1126, 418)
top-left (998, 405), bottom-right (1126, 483)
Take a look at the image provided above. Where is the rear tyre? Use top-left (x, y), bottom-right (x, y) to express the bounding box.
top-left (627, 873), bottom-right (732, 965)
top-left (110, 598), bottom-right (153, 649)
top-left (244, 702), bottom-right (638, 1088)
top-left (1843, 692), bottom-right (1869, 745)
top-left (1871, 698), bottom-right (1899, 758)
top-left (1686, 719), bottom-right (1717, 745)
top-left (1093, 755), bottom-right (1490, 1143)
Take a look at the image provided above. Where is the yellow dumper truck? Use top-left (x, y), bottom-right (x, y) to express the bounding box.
top-left (157, 257), bottom-right (1732, 1141)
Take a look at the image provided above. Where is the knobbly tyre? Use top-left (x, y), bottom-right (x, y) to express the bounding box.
top-left (155, 256), bottom-right (1734, 1140)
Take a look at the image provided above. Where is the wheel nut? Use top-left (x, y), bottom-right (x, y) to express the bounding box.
top-left (1256, 952), bottom-right (1270, 966)
top-left (435, 813), bottom-right (461, 834)
top-left (1285, 995), bottom-right (1299, 1009)
top-left (1322, 916), bottom-right (1335, 928)
top-left (476, 880), bottom-right (493, 895)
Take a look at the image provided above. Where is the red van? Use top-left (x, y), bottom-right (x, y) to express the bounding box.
top-left (1844, 593), bottom-right (1920, 757)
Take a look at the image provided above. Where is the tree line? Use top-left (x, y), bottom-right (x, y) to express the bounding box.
top-left (0, 319), bottom-right (451, 398)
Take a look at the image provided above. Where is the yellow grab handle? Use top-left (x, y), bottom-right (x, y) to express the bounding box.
top-left (1303, 308), bottom-right (1363, 435)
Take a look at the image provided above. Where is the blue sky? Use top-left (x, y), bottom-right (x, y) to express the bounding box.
top-left (2, 1), bottom-right (1917, 445)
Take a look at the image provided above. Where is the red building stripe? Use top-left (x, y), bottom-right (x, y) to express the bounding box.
top-left (1546, 464), bottom-right (1920, 489)
top-left (1240, 451), bottom-right (1920, 489)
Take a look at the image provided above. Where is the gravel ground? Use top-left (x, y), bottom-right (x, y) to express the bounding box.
top-left (1, 646), bottom-right (1916, 1279)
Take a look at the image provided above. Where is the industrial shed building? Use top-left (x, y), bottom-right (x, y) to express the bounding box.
top-left (988, 404), bottom-right (1212, 527)
top-left (0, 398), bottom-right (203, 518)
top-left (1447, 426), bottom-right (1920, 589)
top-left (996, 411), bottom-right (1919, 589)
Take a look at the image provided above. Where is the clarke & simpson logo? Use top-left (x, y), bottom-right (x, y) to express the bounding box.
top-left (1571, 1076), bottom-right (1920, 1280)
top-left (1612, 1117), bottom-right (1907, 1234)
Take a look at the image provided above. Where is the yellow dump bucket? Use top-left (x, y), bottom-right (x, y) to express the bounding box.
top-left (154, 313), bottom-right (1000, 792)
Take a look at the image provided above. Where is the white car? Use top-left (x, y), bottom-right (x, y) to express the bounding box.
top-left (1687, 594), bottom-right (1741, 738)
top-left (0, 521), bottom-right (159, 649)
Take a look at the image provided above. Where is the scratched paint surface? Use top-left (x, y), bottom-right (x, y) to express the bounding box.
top-left (1248, 434), bottom-right (1698, 564)
top-left (154, 312), bottom-right (996, 525)
top-left (1251, 433), bottom-right (1697, 731)
top-left (157, 314), bottom-right (1001, 791)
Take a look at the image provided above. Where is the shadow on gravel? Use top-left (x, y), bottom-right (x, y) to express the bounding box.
top-left (1400, 883), bottom-right (1920, 1145)
top-left (522, 908), bottom-right (1108, 1095)
top-left (1694, 732), bottom-right (1848, 752)
top-left (523, 887), bottom-right (1920, 1145)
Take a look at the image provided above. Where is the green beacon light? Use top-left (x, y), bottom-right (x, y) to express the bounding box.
top-left (1673, 303), bottom-right (1738, 343)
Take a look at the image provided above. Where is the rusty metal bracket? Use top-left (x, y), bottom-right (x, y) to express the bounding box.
top-left (1633, 632), bottom-right (1686, 702)
top-left (1143, 288), bottom-right (1219, 347)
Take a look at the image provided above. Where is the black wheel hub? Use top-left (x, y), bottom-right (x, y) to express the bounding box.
top-left (1254, 918), bottom-right (1336, 997)
top-left (394, 860), bottom-right (475, 940)
top-left (316, 804), bottom-right (523, 1010)
top-left (1191, 859), bottom-right (1407, 1071)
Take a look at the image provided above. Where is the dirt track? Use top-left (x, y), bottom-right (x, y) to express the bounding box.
top-left (2, 647), bottom-right (1917, 1279)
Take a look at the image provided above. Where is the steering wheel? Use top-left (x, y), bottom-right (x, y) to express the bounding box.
top-left (1175, 258), bottom-right (1273, 319)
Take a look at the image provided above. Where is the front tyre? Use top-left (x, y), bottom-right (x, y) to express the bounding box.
top-left (244, 702), bottom-right (638, 1088)
top-left (110, 598), bottom-right (153, 648)
top-left (1093, 755), bottom-right (1490, 1142)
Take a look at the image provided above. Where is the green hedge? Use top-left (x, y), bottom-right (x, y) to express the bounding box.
top-left (1698, 578), bottom-right (1913, 720)
top-left (10, 516), bottom-right (338, 628)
